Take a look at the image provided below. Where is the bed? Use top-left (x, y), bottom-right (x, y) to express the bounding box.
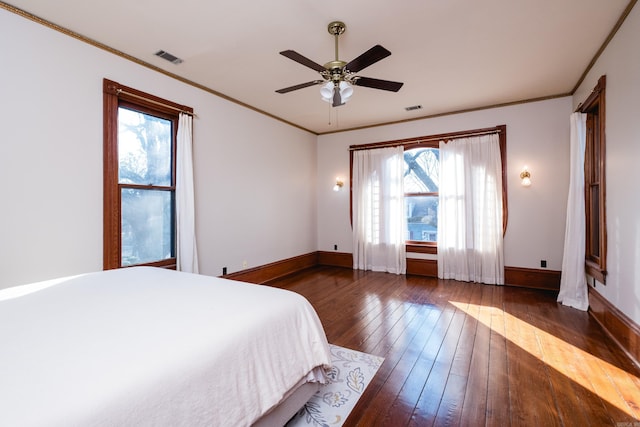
top-left (0, 267), bottom-right (331, 426)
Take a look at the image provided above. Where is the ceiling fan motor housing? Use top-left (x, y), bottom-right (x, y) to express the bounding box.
top-left (324, 60), bottom-right (348, 83)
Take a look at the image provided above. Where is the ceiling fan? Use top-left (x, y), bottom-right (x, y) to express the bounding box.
top-left (276, 21), bottom-right (404, 107)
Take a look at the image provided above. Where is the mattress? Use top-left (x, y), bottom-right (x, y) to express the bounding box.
top-left (0, 267), bottom-right (331, 426)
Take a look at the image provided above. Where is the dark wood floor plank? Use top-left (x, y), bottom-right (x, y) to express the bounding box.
top-left (345, 278), bottom-right (445, 426)
top-left (267, 267), bottom-right (640, 427)
top-left (381, 309), bottom-right (447, 425)
top-left (374, 286), bottom-right (466, 426)
top-left (484, 286), bottom-right (510, 427)
top-left (355, 291), bottom-right (459, 426)
top-left (333, 275), bottom-right (418, 350)
top-left (434, 372), bottom-right (468, 427)
top-left (503, 291), bottom-right (563, 427)
top-left (432, 285), bottom-right (481, 426)
top-left (408, 310), bottom-right (468, 426)
top-left (449, 283), bottom-right (482, 378)
top-left (459, 285), bottom-right (494, 426)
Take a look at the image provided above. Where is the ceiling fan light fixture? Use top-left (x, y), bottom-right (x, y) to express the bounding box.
top-left (339, 81), bottom-right (353, 102)
top-left (320, 81), bottom-right (334, 102)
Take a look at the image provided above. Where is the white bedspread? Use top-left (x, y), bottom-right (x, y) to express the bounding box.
top-left (0, 267), bottom-right (331, 426)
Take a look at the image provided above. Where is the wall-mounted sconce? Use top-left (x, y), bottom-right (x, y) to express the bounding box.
top-left (333, 178), bottom-right (344, 192)
top-left (520, 167), bottom-right (532, 187)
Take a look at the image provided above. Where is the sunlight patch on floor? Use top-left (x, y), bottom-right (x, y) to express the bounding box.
top-left (449, 300), bottom-right (640, 420)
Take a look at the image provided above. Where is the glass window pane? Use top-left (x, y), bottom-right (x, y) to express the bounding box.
top-left (121, 189), bottom-right (175, 266)
top-left (404, 148), bottom-right (439, 193)
top-left (406, 195), bottom-right (438, 242)
top-left (118, 107), bottom-right (172, 186)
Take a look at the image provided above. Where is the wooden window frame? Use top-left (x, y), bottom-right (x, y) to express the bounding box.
top-left (103, 79), bottom-right (191, 270)
top-left (349, 125), bottom-right (507, 254)
top-left (579, 75), bottom-right (607, 283)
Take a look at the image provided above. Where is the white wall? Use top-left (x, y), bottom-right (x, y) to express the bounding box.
top-left (573, 3), bottom-right (640, 325)
top-left (317, 97), bottom-right (573, 270)
top-left (0, 9), bottom-right (317, 288)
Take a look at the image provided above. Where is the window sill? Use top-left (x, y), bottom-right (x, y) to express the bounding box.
top-left (121, 258), bottom-right (177, 270)
top-left (406, 243), bottom-right (437, 255)
top-left (586, 262), bottom-right (606, 285)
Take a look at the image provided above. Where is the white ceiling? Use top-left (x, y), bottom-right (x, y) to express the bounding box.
top-left (4, 0), bottom-right (633, 134)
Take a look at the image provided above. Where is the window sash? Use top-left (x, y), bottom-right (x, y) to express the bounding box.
top-left (120, 187), bottom-right (176, 266)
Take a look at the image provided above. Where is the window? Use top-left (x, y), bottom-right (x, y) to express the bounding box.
top-left (580, 75), bottom-right (607, 283)
top-left (404, 146), bottom-right (439, 243)
top-left (103, 79), bottom-right (191, 270)
top-left (349, 125), bottom-right (507, 252)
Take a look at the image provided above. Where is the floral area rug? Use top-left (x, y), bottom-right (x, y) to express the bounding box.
top-left (286, 344), bottom-right (384, 427)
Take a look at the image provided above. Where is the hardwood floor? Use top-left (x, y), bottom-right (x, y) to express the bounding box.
top-left (269, 266), bottom-right (640, 427)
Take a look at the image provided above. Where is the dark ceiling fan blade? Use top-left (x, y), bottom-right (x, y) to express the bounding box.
top-left (353, 76), bottom-right (404, 92)
top-left (345, 45), bottom-right (391, 73)
top-left (279, 50), bottom-right (326, 73)
top-left (276, 80), bottom-right (324, 94)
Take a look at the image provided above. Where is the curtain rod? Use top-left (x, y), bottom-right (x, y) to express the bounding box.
top-left (116, 89), bottom-right (196, 117)
top-left (349, 128), bottom-right (501, 151)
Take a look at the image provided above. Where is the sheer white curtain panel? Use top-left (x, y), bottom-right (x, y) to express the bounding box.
top-left (176, 113), bottom-right (199, 274)
top-left (352, 146), bottom-right (406, 274)
top-left (437, 134), bottom-right (504, 285)
top-left (558, 112), bottom-right (589, 310)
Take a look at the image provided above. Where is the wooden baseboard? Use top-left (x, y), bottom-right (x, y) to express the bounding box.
top-left (316, 252), bottom-right (559, 290)
top-left (406, 258), bottom-right (438, 277)
top-left (504, 266), bottom-right (561, 290)
top-left (588, 287), bottom-right (640, 367)
top-left (316, 253), bottom-right (439, 278)
top-left (404, 263), bottom-right (559, 290)
top-left (225, 251), bottom-right (560, 292)
top-left (317, 251), bottom-right (353, 268)
top-left (223, 252), bottom-right (317, 284)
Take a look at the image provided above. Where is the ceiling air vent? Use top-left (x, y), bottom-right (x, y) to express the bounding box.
top-left (405, 105), bottom-right (422, 111)
top-left (154, 50), bottom-right (183, 65)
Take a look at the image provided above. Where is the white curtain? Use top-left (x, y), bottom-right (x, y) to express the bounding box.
top-left (558, 113), bottom-right (588, 310)
top-left (176, 113), bottom-right (199, 273)
top-left (352, 146), bottom-right (406, 274)
top-left (437, 134), bottom-right (504, 284)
